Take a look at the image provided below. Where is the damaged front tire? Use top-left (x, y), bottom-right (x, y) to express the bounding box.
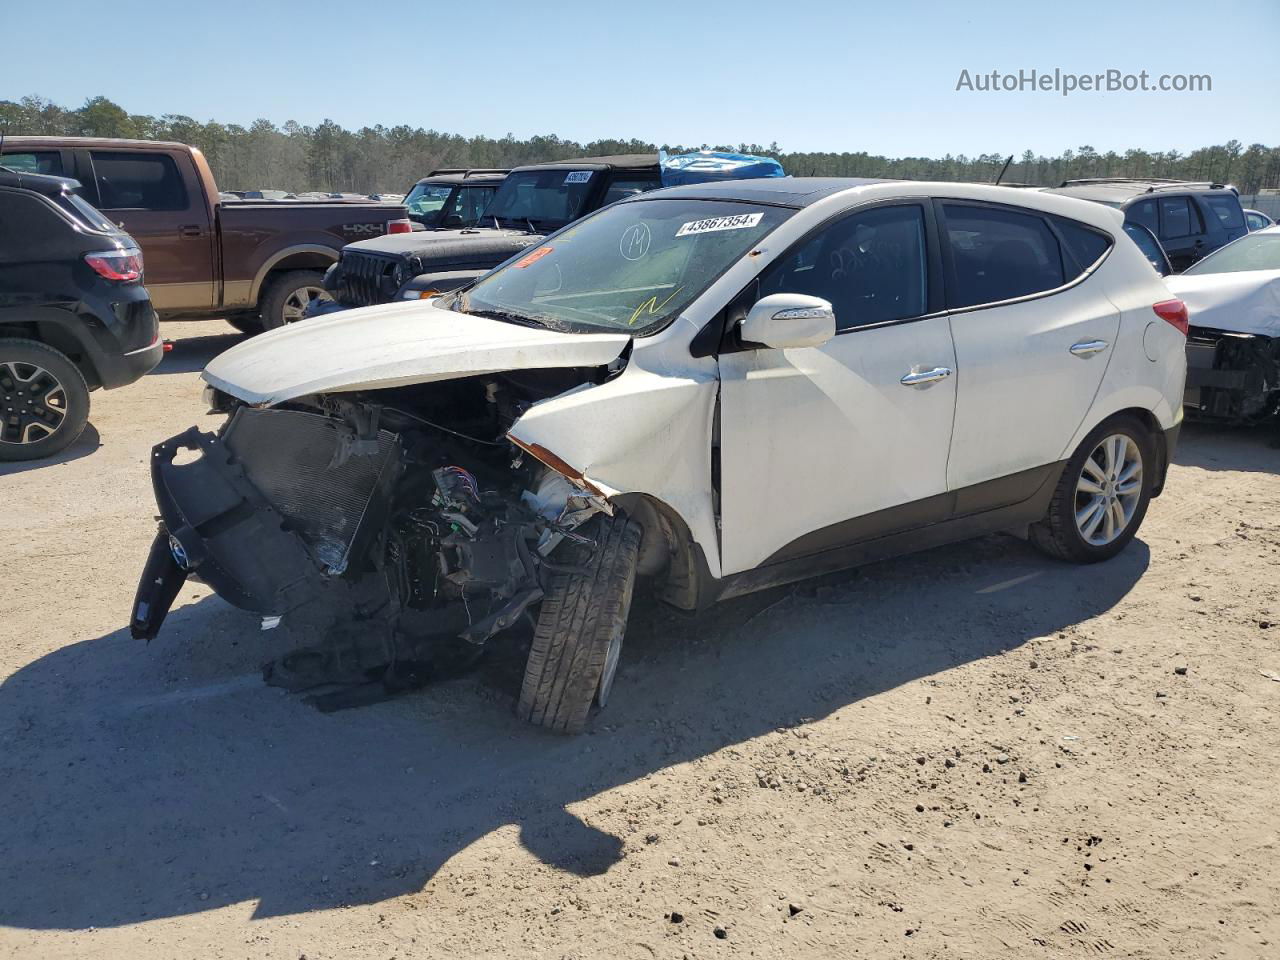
top-left (518, 513), bottom-right (641, 734)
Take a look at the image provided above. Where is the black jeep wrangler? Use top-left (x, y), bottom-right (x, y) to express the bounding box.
top-left (316, 155), bottom-right (662, 310)
top-left (402, 168), bottom-right (508, 230)
top-left (0, 166), bottom-right (161, 461)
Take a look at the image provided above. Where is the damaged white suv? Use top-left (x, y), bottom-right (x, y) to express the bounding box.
top-left (132, 178), bottom-right (1187, 732)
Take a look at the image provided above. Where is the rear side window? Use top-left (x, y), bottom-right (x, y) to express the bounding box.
top-left (1, 151), bottom-right (63, 175)
top-left (1051, 216), bottom-right (1113, 272)
top-left (1203, 194), bottom-right (1245, 230)
top-left (942, 204), bottom-right (1065, 309)
top-left (1157, 197), bottom-right (1204, 239)
top-left (1127, 199), bottom-right (1158, 234)
top-left (89, 151), bottom-right (188, 211)
top-left (0, 190), bottom-right (68, 261)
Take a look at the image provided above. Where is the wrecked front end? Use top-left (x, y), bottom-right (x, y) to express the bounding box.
top-left (1184, 327), bottom-right (1280, 423)
top-left (131, 367), bottom-right (618, 705)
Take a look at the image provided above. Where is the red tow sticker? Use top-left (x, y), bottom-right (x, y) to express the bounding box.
top-left (514, 245), bottom-right (554, 268)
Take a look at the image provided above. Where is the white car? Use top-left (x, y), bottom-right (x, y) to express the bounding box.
top-left (1167, 225), bottom-right (1280, 422)
top-left (131, 179), bottom-right (1188, 732)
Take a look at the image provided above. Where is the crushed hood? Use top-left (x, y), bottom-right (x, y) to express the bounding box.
top-left (344, 226), bottom-right (542, 261)
top-left (203, 300), bottom-right (631, 406)
top-left (1166, 269), bottom-right (1280, 338)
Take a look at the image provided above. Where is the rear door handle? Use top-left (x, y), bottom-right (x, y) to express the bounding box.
top-left (1069, 340), bottom-right (1108, 357)
top-left (179, 224), bottom-right (203, 238)
top-left (900, 366), bottom-right (952, 387)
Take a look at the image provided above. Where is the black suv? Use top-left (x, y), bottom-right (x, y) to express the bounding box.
top-left (1044, 179), bottom-right (1248, 271)
top-left (402, 168), bottom-right (508, 230)
top-left (0, 166), bottom-right (161, 461)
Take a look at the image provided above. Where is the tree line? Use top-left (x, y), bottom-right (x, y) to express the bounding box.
top-left (4, 95), bottom-right (1278, 196)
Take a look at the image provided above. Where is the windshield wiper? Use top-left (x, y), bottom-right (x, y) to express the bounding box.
top-left (461, 306), bottom-right (548, 329)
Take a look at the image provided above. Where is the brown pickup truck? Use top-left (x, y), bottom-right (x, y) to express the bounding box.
top-left (0, 137), bottom-right (408, 332)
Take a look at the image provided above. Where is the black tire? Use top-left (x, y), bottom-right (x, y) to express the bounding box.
top-left (224, 314), bottom-right (264, 336)
top-left (517, 514), bottom-right (642, 734)
top-left (0, 338), bottom-right (90, 462)
top-left (1030, 415), bottom-right (1156, 564)
top-left (259, 270), bottom-right (330, 331)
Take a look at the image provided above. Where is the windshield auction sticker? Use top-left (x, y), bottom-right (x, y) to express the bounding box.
top-left (675, 213), bottom-right (764, 237)
top-left (563, 171), bottom-right (593, 184)
top-left (514, 246), bottom-right (554, 268)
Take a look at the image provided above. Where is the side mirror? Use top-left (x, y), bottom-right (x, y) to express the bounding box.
top-left (739, 293), bottom-right (836, 349)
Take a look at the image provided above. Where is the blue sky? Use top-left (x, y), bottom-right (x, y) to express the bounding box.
top-left (3, 0), bottom-right (1276, 156)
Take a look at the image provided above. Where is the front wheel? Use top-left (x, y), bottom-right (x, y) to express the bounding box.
top-left (517, 513), bottom-right (642, 734)
top-left (1031, 416), bottom-right (1156, 563)
top-left (0, 339), bottom-right (90, 462)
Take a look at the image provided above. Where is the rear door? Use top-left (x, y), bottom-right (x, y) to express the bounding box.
top-left (940, 200), bottom-right (1119, 494)
top-left (77, 149), bottom-right (215, 312)
top-left (1154, 195), bottom-right (1207, 271)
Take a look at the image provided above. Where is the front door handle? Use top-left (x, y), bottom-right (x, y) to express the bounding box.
top-left (1069, 339), bottom-right (1108, 357)
top-left (179, 224), bottom-right (203, 238)
top-left (900, 366), bottom-right (952, 387)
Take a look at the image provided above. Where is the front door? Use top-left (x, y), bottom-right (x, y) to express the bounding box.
top-left (718, 202), bottom-right (957, 575)
top-left (79, 149), bottom-right (215, 313)
top-left (937, 200), bottom-right (1120, 493)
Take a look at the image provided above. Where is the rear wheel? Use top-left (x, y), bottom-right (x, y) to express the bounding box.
top-left (259, 270), bottom-right (331, 331)
top-left (518, 513), bottom-right (642, 734)
top-left (0, 338), bottom-right (90, 462)
top-left (1031, 416), bottom-right (1155, 563)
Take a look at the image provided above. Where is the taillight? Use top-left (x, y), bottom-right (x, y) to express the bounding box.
top-left (85, 246), bottom-right (143, 283)
top-left (386, 219), bottom-right (412, 235)
top-left (1153, 299), bottom-right (1189, 336)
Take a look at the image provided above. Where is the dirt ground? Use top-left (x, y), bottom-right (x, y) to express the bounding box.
top-left (2, 320), bottom-right (1279, 959)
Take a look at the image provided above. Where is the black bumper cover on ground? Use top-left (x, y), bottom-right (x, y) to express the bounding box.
top-left (130, 426), bottom-right (326, 640)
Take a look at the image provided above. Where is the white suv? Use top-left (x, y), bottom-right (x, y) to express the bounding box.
top-left (132, 179), bottom-right (1188, 732)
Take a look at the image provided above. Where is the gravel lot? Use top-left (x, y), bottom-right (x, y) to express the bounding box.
top-left (2, 320), bottom-right (1279, 959)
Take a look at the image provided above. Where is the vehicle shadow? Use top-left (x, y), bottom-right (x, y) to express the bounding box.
top-left (1175, 420), bottom-right (1280, 474)
top-left (0, 422), bottom-right (100, 477)
top-left (0, 534), bottom-right (1148, 930)
top-left (148, 330), bottom-right (246, 376)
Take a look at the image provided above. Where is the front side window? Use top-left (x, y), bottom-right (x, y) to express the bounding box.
top-left (758, 204), bottom-right (928, 330)
top-left (89, 151), bottom-right (188, 211)
top-left (942, 203), bottom-right (1065, 308)
top-left (1127, 199), bottom-right (1158, 235)
top-left (1203, 194), bottom-right (1245, 230)
top-left (1183, 233), bottom-right (1280, 274)
top-left (483, 169), bottom-right (599, 231)
top-left (1158, 197), bottom-right (1203, 239)
top-left (602, 177), bottom-right (660, 206)
top-left (461, 199), bottom-right (791, 334)
top-left (1, 151), bottom-right (63, 175)
top-left (447, 185), bottom-right (497, 225)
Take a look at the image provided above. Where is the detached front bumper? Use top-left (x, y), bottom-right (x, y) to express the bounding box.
top-left (130, 426), bottom-right (328, 640)
top-left (1184, 328), bottom-right (1280, 421)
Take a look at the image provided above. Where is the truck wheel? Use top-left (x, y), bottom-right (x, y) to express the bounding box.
top-left (259, 270), bottom-right (331, 331)
top-left (1030, 415), bottom-right (1155, 564)
top-left (518, 513), bottom-right (642, 734)
top-left (0, 338), bottom-right (90, 462)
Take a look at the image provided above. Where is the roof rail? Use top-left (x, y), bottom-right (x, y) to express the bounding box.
top-left (1144, 181), bottom-right (1236, 194)
top-left (426, 168), bottom-right (468, 176)
top-left (1059, 177), bottom-right (1185, 187)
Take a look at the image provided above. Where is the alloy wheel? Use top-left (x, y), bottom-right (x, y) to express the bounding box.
top-left (0, 361), bottom-right (68, 446)
top-left (1074, 434), bottom-right (1143, 546)
top-left (281, 285), bottom-right (331, 324)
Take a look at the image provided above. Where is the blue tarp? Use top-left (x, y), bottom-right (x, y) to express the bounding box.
top-left (660, 150), bottom-right (785, 187)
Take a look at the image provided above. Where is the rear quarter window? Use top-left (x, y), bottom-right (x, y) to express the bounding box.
top-left (0, 189), bottom-right (70, 261)
top-left (1203, 194), bottom-right (1245, 230)
top-left (1051, 216), bottom-right (1113, 273)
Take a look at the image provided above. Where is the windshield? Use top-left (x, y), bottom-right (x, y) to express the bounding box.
top-left (461, 198), bottom-right (792, 334)
top-left (405, 183), bottom-right (455, 225)
top-left (1184, 233), bottom-right (1280, 275)
top-left (483, 169), bottom-right (599, 231)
